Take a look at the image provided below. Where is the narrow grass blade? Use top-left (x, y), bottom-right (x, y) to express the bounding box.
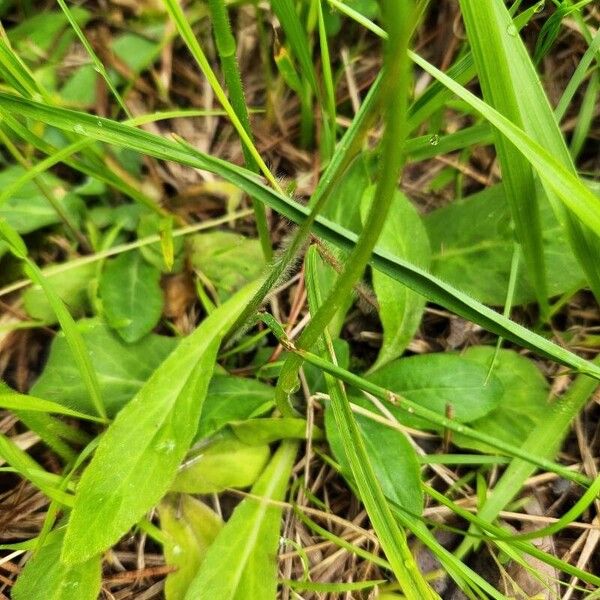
top-left (161, 0), bottom-right (279, 191)
top-left (459, 0), bottom-right (549, 313)
top-left (409, 47), bottom-right (600, 301)
top-left (277, 342), bottom-right (593, 486)
top-left (0, 434), bottom-right (74, 506)
top-left (62, 281), bottom-right (261, 564)
top-left (305, 247), bottom-right (438, 600)
top-left (455, 358), bottom-right (600, 559)
top-left (0, 391), bottom-right (103, 422)
top-left (2, 93), bottom-right (598, 378)
top-left (184, 441), bottom-right (297, 600)
top-left (56, 0), bottom-right (131, 117)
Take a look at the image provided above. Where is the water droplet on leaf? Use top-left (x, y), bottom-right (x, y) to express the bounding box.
top-left (73, 124), bottom-right (86, 135)
top-left (429, 134), bottom-right (440, 146)
top-left (506, 23), bottom-right (518, 37)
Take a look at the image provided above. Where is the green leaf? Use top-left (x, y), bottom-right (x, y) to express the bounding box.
top-left (190, 231), bottom-right (265, 302)
top-left (12, 529), bottom-right (101, 600)
top-left (197, 375), bottom-right (274, 440)
top-left (361, 188), bottom-right (430, 370)
top-left (111, 31), bottom-right (161, 74)
top-left (62, 281), bottom-right (260, 564)
top-left (230, 417), bottom-right (321, 445)
top-left (325, 394), bottom-right (423, 516)
top-left (0, 388), bottom-right (103, 422)
top-left (159, 495), bottom-right (223, 600)
top-left (366, 353), bottom-right (503, 430)
top-left (425, 184), bottom-right (585, 305)
top-left (0, 166), bottom-right (84, 232)
top-left (452, 347), bottom-right (550, 453)
top-left (171, 435), bottom-right (271, 494)
top-left (31, 319), bottom-right (177, 417)
top-left (99, 251), bottom-right (164, 342)
top-left (23, 263), bottom-right (95, 323)
top-left (184, 441), bottom-right (296, 600)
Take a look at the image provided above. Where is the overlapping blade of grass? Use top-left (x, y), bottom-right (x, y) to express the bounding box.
top-left (274, 0), bottom-right (416, 416)
top-left (56, 0), bottom-right (131, 118)
top-left (409, 49), bottom-right (600, 274)
top-left (454, 358), bottom-right (600, 559)
top-left (274, 343), bottom-right (593, 487)
top-left (459, 0), bottom-right (549, 314)
top-left (2, 94), bottom-right (599, 378)
top-left (0, 221), bottom-right (106, 420)
top-left (305, 247), bottom-right (438, 600)
top-left (161, 0), bottom-right (279, 191)
top-left (460, 0), bottom-right (600, 309)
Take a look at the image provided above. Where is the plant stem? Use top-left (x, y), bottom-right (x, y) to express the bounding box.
top-left (207, 0), bottom-right (272, 261)
top-left (275, 0), bottom-right (415, 416)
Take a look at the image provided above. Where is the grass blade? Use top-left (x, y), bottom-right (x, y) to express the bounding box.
top-left (1, 93), bottom-right (599, 378)
top-left (409, 47), bottom-right (600, 301)
top-left (459, 0), bottom-right (549, 313)
top-left (305, 247), bottom-right (438, 599)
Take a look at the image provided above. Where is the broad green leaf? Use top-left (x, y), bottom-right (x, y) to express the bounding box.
top-left (12, 529), bottom-right (101, 600)
top-left (230, 417), bottom-right (321, 445)
top-left (426, 184), bottom-right (585, 305)
top-left (325, 395), bottom-right (423, 516)
top-left (61, 64), bottom-right (97, 107)
top-left (23, 263), bottom-right (95, 323)
top-left (31, 319), bottom-right (177, 417)
top-left (1, 92), bottom-right (598, 378)
top-left (197, 375), bottom-right (274, 440)
top-left (99, 251), bottom-right (164, 342)
top-left (366, 354), bottom-right (503, 430)
top-left (112, 31), bottom-right (161, 74)
top-left (410, 47), bottom-right (600, 301)
top-left (190, 231), bottom-right (265, 302)
top-left (62, 281), bottom-right (260, 564)
top-left (159, 494), bottom-right (223, 600)
top-left (184, 441), bottom-right (296, 600)
top-left (452, 347), bottom-right (550, 453)
top-left (171, 435), bottom-right (270, 494)
top-left (0, 166), bottom-right (84, 228)
top-left (361, 188), bottom-right (430, 370)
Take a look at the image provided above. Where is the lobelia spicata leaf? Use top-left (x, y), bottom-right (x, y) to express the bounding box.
top-left (159, 494), bottom-right (223, 600)
top-left (183, 441), bottom-right (297, 600)
top-left (99, 250), bottom-right (164, 342)
top-left (360, 187), bottom-right (431, 370)
top-left (425, 184), bottom-right (586, 306)
top-left (366, 353), bottom-right (503, 430)
top-left (12, 529), bottom-right (101, 600)
top-left (325, 396), bottom-right (423, 517)
top-left (171, 434), bottom-right (271, 494)
top-left (452, 347), bottom-right (550, 453)
top-left (61, 281), bottom-right (261, 564)
top-left (31, 319), bottom-right (177, 417)
top-left (190, 231), bottom-right (266, 302)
